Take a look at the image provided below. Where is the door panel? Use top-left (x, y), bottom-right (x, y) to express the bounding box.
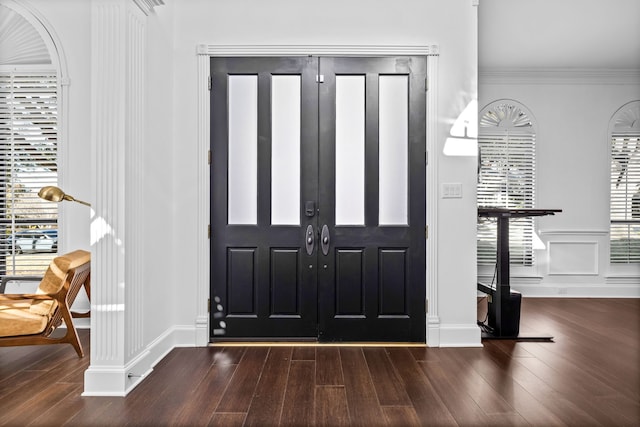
top-left (211, 56), bottom-right (426, 342)
top-left (317, 57), bottom-right (426, 342)
top-left (211, 57), bottom-right (319, 339)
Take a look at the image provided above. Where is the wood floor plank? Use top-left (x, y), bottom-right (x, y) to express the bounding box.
top-left (215, 347), bottom-right (269, 413)
top-left (382, 406), bottom-right (421, 427)
top-left (482, 342), bottom-right (602, 426)
top-left (27, 384), bottom-right (86, 426)
top-left (497, 343), bottom-right (638, 426)
top-left (418, 359), bottom-right (492, 426)
top-left (456, 347), bottom-right (566, 426)
top-left (385, 347), bottom-right (458, 426)
top-left (362, 347), bottom-right (411, 406)
top-left (292, 346), bottom-right (315, 361)
top-left (316, 346), bottom-right (344, 386)
top-left (62, 397), bottom-right (125, 427)
top-left (208, 412), bottom-right (246, 426)
top-left (440, 348), bottom-right (517, 416)
top-left (1, 382), bottom-right (79, 426)
top-left (339, 347), bottom-right (389, 426)
top-left (315, 386), bottom-right (350, 427)
top-left (212, 346), bottom-right (247, 365)
top-left (408, 346), bottom-right (441, 362)
top-left (170, 363), bottom-right (238, 426)
top-left (280, 361), bottom-right (315, 427)
top-left (120, 347), bottom-right (216, 425)
top-left (0, 356), bottom-right (86, 419)
top-left (484, 412), bottom-right (530, 426)
top-left (244, 347), bottom-right (292, 427)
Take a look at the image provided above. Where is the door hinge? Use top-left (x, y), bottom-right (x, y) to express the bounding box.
top-left (208, 150), bottom-right (212, 165)
top-left (208, 75), bottom-right (212, 91)
top-left (425, 298), bottom-right (428, 313)
top-left (425, 225), bottom-right (429, 239)
top-left (425, 151), bottom-right (428, 165)
top-left (316, 74), bottom-right (325, 83)
top-left (207, 298), bottom-right (210, 313)
top-left (208, 224), bottom-right (211, 239)
top-left (425, 76), bottom-right (428, 91)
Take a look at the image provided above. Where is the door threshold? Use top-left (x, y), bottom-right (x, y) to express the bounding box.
top-left (209, 341), bottom-right (427, 347)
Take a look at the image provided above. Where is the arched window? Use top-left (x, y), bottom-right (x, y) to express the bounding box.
top-left (478, 100), bottom-right (536, 266)
top-left (609, 101), bottom-right (640, 264)
top-left (0, 2), bottom-right (59, 276)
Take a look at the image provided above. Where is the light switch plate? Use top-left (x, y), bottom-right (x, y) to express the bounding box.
top-left (442, 183), bottom-right (462, 198)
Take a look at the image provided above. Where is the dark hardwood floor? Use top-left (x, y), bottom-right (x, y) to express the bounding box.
top-left (1, 298), bottom-right (638, 426)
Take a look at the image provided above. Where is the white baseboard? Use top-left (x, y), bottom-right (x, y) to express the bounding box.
top-left (426, 316), bottom-right (440, 347)
top-left (82, 325), bottom-right (197, 396)
top-left (438, 323), bottom-right (482, 347)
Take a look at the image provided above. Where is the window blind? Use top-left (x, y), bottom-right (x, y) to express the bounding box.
top-left (0, 72), bottom-right (58, 276)
top-left (478, 130), bottom-right (536, 266)
top-left (610, 133), bottom-right (640, 263)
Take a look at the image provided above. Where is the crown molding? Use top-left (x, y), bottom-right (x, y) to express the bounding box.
top-left (133, 0), bottom-right (164, 16)
top-left (480, 67), bottom-right (640, 86)
top-left (196, 44), bottom-right (439, 57)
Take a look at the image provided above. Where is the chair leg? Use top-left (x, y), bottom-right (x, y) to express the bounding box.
top-left (61, 306), bottom-right (84, 357)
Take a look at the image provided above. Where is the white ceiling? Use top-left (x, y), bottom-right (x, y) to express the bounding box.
top-left (479, 0), bottom-right (640, 70)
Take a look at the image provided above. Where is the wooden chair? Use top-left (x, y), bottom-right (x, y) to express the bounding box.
top-left (0, 250), bottom-right (91, 357)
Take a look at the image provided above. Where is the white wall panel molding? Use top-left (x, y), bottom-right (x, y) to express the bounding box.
top-left (480, 67), bottom-right (640, 86)
top-left (548, 241), bottom-right (599, 276)
top-left (85, 0), bottom-right (148, 396)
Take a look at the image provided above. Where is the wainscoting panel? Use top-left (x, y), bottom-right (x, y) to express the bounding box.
top-left (548, 241), bottom-right (599, 275)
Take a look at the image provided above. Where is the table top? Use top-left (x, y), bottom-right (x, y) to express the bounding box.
top-left (478, 207), bottom-right (562, 218)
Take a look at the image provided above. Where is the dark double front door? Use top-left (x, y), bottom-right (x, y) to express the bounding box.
top-left (210, 56), bottom-right (426, 342)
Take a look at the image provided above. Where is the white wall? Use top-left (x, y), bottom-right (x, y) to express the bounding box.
top-left (479, 73), bottom-right (640, 296)
top-left (144, 0), bottom-right (176, 341)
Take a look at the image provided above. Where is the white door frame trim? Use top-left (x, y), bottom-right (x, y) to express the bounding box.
top-left (195, 44), bottom-right (440, 346)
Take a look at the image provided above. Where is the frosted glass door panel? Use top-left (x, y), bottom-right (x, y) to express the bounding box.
top-left (335, 76), bottom-right (365, 226)
top-left (379, 75), bottom-right (408, 225)
top-left (271, 75), bottom-right (301, 225)
top-left (228, 75), bottom-right (258, 225)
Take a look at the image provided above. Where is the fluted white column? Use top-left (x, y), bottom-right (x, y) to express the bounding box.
top-left (426, 48), bottom-right (440, 346)
top-left (84, 0), bottom-right (154, 396)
